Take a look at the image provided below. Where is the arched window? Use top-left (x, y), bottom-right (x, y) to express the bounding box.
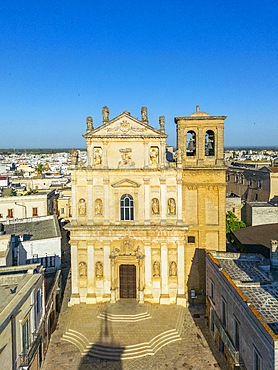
top-left (120, 194), bottom-right (134, 221)
top-left (205, 130), bottom-right (215, 156)
top-left (186, 131), bottom-right (196, 156)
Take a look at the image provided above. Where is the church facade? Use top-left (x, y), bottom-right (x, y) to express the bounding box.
top-left (67, 106), bottom-right (226, 306)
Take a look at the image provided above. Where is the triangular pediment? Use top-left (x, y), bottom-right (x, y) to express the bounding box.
top-left (84, 111), bottom-right (167, 139)
top-left (111, 178), bottom-right (141, 188)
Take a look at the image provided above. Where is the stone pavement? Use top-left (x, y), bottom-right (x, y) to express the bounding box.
top-left (42, 273), bottom-right (228, 370)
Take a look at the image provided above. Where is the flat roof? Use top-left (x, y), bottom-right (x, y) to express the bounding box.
top-left (209, 252), bottom-right (278, 335)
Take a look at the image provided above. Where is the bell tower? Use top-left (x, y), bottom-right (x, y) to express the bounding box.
top-left (175, 105), bottom-right (226, 167)
top-left (175, 106), bottom-right (227, 295)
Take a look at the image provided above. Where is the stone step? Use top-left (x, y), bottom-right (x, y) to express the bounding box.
top-left (62, 328), bottom-right (182, 360)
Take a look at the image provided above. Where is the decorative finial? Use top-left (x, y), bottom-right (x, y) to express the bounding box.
top-left (86, 116), bottom-right (93, 131)
top-left (102, 106), bottom-right (110, 123)
top-left (196, 105), bottom-right (200, 112)
top-left (141, 106), bottom-right (148, 124)
top-left (159, 116), bottom-right (165, 132)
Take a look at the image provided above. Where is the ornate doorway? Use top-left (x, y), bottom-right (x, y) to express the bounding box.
top-left (119, 264), bottom-right (136, 298)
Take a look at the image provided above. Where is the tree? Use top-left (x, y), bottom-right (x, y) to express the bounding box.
top-left (34, 163), bottom-right (48, 177)
top-left (226, 211), bottom-right (246, 242)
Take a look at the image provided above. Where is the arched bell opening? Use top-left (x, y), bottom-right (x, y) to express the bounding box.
top-left (205, 130), bottom-right (215, 156)
top-left (186, 130), bottom-right (196, 157)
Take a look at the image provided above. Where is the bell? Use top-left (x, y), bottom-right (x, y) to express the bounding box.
top-left (187, 138), bottom-right (195, 151)
top-left (207, 140), bottom-right (213, 150)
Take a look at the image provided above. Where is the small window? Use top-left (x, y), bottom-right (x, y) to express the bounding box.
top-left (32, 207), bottom-right (38, 217)
top-left (22, 317), bottom-right (30, 354)
top-left (221, 297), bottom-right (227, 328)
top-left (120, 194), bottom-right (134, 221)
top-left (205, 130), bottom-right (215, 156)
top-left (210, 280), bottom-right (214, 302)
top-left (188, 236), bottom-right (195, 244)
top-left (234, 317), bottom-right (240, 351)
top-left (254, 347), bottom-right (262, 370)
top-left (0, 213), bottom-right (3, 218)
top-left (61, 207), bottom-right (65, 214)
top-left (8, 209), bottom-right (13, 218)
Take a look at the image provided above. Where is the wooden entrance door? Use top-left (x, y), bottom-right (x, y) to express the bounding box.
top-left (119, 264), bottom-right (136, 298)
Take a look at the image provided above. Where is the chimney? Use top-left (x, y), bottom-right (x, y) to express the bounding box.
top-left (270, 240), bottom-right (278, 267)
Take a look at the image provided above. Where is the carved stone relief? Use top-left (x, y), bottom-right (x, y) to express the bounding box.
top-left (118, 148), bottom-right (135, 168)
top-left (167, 198), bottom-right (176, 215)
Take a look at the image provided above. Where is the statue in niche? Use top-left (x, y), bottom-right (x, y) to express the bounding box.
top-left (78, 198), bottom-right (86, 216)
top-left (151, 198), bottom-right (160, 215)
top-left (174, 149), bottom-right (183, 164)
top-left (153, 261), bottom-right (160, 277)
top-left (167, 198), bottom-right (176, 215)
top-left (123, 238), bottom-right (133, 255)
top-left (134, 246), bottom-right (143, 258)
top-left (94, 148), bottom-right (102, 165)
top-left (118, 149), bottom-right (135, 168)
top-left (95, 198), bottom-right (103, 215)
top-left (95, 261), bottom-right (103, 277)
top-left (150, 147), bottom-right (159, 165)
top-left (70, 148), bottom-right (79, 166)
top-left (79, 261), bottom-right (87, 277)
top-left (110, 246), bottom-right (120, 258)
top-left (169, 261), bottom-right (177, 277)
top-left (159, 116), bottom-right (165, 132)
top-left (86, 116), bottom-right (93, 131)
top-left (141, 106), bottom-right (148, 123)
top-left (102, 106), bottom-right (110, 123)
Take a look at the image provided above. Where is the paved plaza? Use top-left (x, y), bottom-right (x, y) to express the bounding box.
top-left (42, 273), bottom-right (228, 370)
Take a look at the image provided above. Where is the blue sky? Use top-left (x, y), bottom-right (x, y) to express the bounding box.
top-left (0, 1), bottom-right (277, 149)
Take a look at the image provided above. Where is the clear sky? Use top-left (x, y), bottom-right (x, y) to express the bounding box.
top-left (0, 1), bottom-right (277, 149)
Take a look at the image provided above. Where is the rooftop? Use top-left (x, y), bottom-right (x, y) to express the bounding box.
top-left (210, 251), bottom-right (278, 335)
top-left (3, 215), bottom-right (61, 241)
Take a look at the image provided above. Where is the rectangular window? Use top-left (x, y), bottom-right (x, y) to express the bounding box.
top-left (22, 317), bottom-right (30, 354)
top-left (61, 207), bottom-right (65, 214)
top-left (254, 347), bottom-right (262, 370)
top-left (32, 207), bottom-right (38, 217)
top-left (8, 209), bottom-right (13, 218)
top-left (234, 317), bottom-right (240, 350)
top-left (210, 280), bottom-right (214, 302)
top-left (221, 297), bottom-right (227, 328)
top-left (188, 236), bottom-right (195, 243)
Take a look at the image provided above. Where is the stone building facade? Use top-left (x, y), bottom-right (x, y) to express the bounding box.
top-left (67, 106), bottom-right (227, 306)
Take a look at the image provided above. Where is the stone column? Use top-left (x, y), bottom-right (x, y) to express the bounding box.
top-left (176, 242), bottom-right (187, 306)
top-left (87, 244), bottom-right (96, 303)
top-left (160, 242), bottom-right (170, 304)
top-left (110, 256), bottom-right (116, 303)
top-left (144, 243), bottom-right (152, 298)
top-left (102, 140), bottom-right (108, 168)
top-left (103, 243), bottom-right (111, 297)
top-left (144, 178), bottom-right (150, 224)
top-left (71, 178), bottom-right (77, 223)
top-left (160, 140), bottom-right (166, 167)
top-left (87, 179), bottom-right (93, 224)
top-left (160, 178), bottom-right (166, 224)
top-left (137, 255), bottom-right (145, 303)
top-left (103, 179), bottom-right (109, 224)
top-left (69, 243), bottom-right (80, 305)
top-left (177, 177), bottom-right (183, 224)
top-left (144, 142), bottom-right (149, 168)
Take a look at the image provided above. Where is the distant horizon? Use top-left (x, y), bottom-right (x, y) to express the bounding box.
top-left (1, 146), bottom-right (278, 153)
